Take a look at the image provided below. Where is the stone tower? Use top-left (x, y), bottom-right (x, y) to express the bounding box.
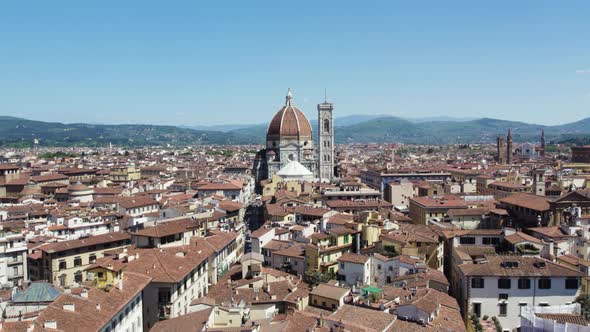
top-left (506, 129), bottom-right (513, 164)
top-left (496, 136), bottom-right (505, 164)
top-left (533, 168), bottom-right (545, 196)
top-left (540, 129), bottom-right (546, 157)
top-left (317, 98), bottom-right (335, 180)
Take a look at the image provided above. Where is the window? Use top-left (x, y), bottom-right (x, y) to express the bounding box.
top-left (483, 237), bottom-right (500, 245)
top-left (471, 278), bottom-right (484, 288)
top-left (158, 288), bottom-right (171, 304)
top-left (499, 294), bottom-right (508, 300)
top-left (59, 261), bottom-right (67, 270)
top-left (74, 272), bottom-right (83, 283)
top-left (460, 237), bottom-right (476, 245)
top-left (340, 263), bottom-right (344, 269)
top-left (539, 278), bottom-right (551, 289)
top-left (499, 303), bottom-right (507, 316)
top-left (518, 278), bottom-right (531, 289)
top-left (343, 235), bottom-right (349, 244)
top-left (472, 303), bottom-right (481, 317)
top-left (566, 278), bottom-right (579, 289)
top-left (519, 303), bottom-right (527, 316)
top-left (74, 257), bottom-right (82, 267)
top-left (323, 119), bottom-right (330, 133)
top-left (538, 303), bottom-right (549, 307)
top-left (498, 278), bottom-right (511, 289)
top-left (97, 272), bottom-right (104, 279)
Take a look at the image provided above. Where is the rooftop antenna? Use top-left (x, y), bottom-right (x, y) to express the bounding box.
top-left (324, 88), bottom-right (327, 103)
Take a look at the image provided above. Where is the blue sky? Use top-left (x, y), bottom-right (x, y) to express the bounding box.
top-left (1, 1), bottom-right (589, 126)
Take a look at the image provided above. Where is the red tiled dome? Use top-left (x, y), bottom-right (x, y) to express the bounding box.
top-left (267, 89), bottom-right (313, 141)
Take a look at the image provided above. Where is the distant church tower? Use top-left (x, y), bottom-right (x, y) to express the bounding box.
top-left (533, 168), bottom-right (545, 196)
top-left (496, 136), bottom-right (505, 164)
top-left (540, 129), bottom-right (546, 157)
top-left (506, 129), bottom-right (513, 164)
top-left (318, 96), bottom-right (335, 180)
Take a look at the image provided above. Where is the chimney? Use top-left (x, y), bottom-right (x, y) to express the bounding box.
top-left (96, 303), bottom-right (101, 311)
top-left (81, 289), bottom-right (89, 298)
top-left (63, 303), bottom-right (75, 312)
top-left (135, 253), bottom-right (139, 260)
top-left (119, 278), bottom-right (123, 291)
top-left (44, 321), bottom-right (57, 329)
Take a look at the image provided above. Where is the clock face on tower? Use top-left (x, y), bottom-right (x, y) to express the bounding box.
top-left (288, 153), bottom-right (295, 161)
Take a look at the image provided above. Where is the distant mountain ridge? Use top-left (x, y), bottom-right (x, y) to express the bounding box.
top-left (0, 115), bottom-right (589, 147)
top-left (227, 115), bottom-right (590, 144)
top-left (0, 116), bottom-right (258, 147)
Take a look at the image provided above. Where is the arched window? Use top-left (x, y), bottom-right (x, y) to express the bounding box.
top-left (323, 119), bottom-right (330, 133)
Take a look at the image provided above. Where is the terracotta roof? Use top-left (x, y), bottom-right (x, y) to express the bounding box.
top-left (273, 243), bottom-right (306, 258)
top-left (500, 193), bottom-right (550, 211)
top-left (410, 196), bottom-right (469, 209)
top-left (151, 308), bottom-right (212, 332)
top-left (557, 254), bottom-right (590, 268)
top-left (528, 226), bottom-right (572, 239)
top-left (337, 253), bottom-right (369, 264)
top-left (203, 231), bottom-right (237, 252)
top-left (459, 256), bottom-right (584, 277)
top-left (119, 242), bottom-right (214, 283)
top-left (267, 92), bottom-right (313, 140)
top-left (325, 199), bottom-right (393, 209)
top-left (32, 271), bottom-right (151, 332)
top-left (505, 231), bottom-right (543, 245)
top-left (263, 239), bottom-right (292, 252)
top-left (31, 173), bottom-right (68, 183)
top-left (39, 232), bottom-right (130, 254)
top-left (197, 182), bottom-right (241, 190)
top-left (118, 196), bottom-right (158, 209)
top-left (310, 283), bottom-right (349, 300)
top-left (130, 218), bottom-right (203, 238)
top-left (329, 304), bottom-right (396, 331)
top-left (536, 313), bottom-right (590, 326)
top-left (0, 164), bottom-right (19, 170)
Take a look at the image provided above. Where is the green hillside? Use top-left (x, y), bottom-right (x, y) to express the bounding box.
top-left (0, 116), bottom-right (258, 147)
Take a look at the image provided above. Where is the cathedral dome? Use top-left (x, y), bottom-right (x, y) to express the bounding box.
top-left (266, 89), bottom-right (313, 141)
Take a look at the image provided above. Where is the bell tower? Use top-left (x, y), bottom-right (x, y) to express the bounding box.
top-left (317, 94), bottom-right (334, 180)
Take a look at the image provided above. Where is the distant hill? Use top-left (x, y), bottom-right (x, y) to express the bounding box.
top-left (0, 115), bottom-right (589, 147)
top-left (403, 116), bottom-right (478, 123)
top-left (329, 116), bottom-right (590, 144)
top-left (0, 116), bottom-right (258, 147)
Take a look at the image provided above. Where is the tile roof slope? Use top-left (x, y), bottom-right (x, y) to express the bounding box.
top-left (500, 193), bottom-right (551, 211)
top-left (121, 242), bottom-right (215, 283)
top-left (536, 313), bottom-right (590, 326)
top-left (150, 307), bottom-right (213, 332)
top-left (459, 255), bottom-right (584, 277)
top-left (337, 253), bottom-right (370, 264)
top-left (118, 196), bottom-right (158, 209)
top-left (39, 232), bottom-right (130, 253)
top-left (130, 217), bottom-right (203, 238)
top-left (329, 304), bottom-right (396, 332)
top-left (32, 271), bottom-right (151, 332)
